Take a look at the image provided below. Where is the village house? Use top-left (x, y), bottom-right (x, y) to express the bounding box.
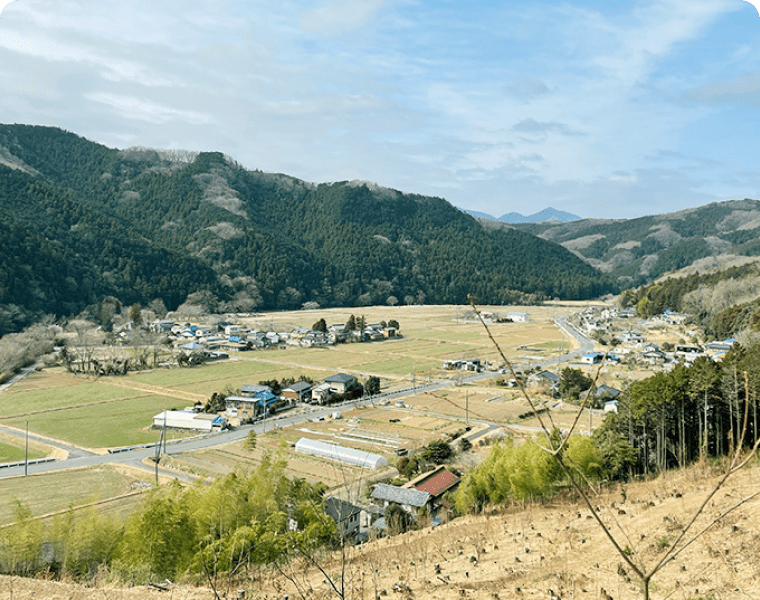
top-left (281, 380), bottom-right (313, 403)
top-left (224, 324), bottom-right (242, 336)
top-left (363, 324), bottom-right (386, 341)
top-left (150, 319), bottom-right (175, 334)
top-left (246, 331), bottom-right (269, 348)
top-left (580, 384), bottom-right (621, 406)
top-left (527, 370), bottom-right (560, 388)
top-left (225, 396), bottom-right (265, 424)
top-left (323, 373), bottom-right (358, 394)
top-left (240, 384), bottom-right (271, 397)
top-left (311, 372), bottom-right (360, 404)
top-left (153, 409), bottom-right (227, 432)
top-left (507, 312), bottom-right (529, 322)
top-left (324, 497), bottom-right (363, 541)
top-left (404, 465), bottom-right (460, 518)
top-left (639, 348), bottom-right (667, 366)
top-left (706, 338), bottom-right (736, 352)
top-left (311, 382), bottom-right (333, 404)
top-left (580, 352), bottom-right (604, 365)
top-left (370, 483), bottom-right (431, 517)
top-left (328, 324), bottom-right (348, 343)
top-left (621, 330), bottom-right (645, 344)
top-left (442, 359), bottom-right (481, 372)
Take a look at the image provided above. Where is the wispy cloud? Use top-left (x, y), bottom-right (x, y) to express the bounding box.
top-left (302, 0), bottom-right (388, 35)
top-left (682, 71), bottom-right (760, 106)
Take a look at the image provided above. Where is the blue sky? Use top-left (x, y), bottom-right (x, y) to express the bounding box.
top-left (1, 0), bottom-right (759, 219)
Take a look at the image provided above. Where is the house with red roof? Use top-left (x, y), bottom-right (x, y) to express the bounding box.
top-left (404, 465), bottom-right (461, 505)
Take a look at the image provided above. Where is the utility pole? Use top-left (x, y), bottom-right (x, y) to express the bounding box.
top-left (24, 420), bottom-right (28, 476)
top-left (152, 410), bottom-right (166, 485)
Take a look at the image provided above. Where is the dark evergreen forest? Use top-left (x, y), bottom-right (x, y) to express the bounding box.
top-left (0, 124), bottom-right (615, 334)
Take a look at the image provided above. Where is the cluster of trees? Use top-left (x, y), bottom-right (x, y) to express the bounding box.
top-left (1, 454), bottom-right (337, 582)
top-left (0, 322), bottom-right (57, 382)
top-left (311, 315), bottom-right (400, 334)
top-left (620, 263), bottom-right (760, 339)
top-left (454, 434), bottom-right (601, 513)
top-left (600, 345), bottom-right (760, 475)
top-left (0, 125), bottom-right (615, 335)
top-left (558, 367), bottom-right (593, 401)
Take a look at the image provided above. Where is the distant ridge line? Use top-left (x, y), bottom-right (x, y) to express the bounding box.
top-left (462, 206), bottom-right (581, 223)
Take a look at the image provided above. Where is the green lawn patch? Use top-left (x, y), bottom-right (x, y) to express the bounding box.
top-left (6, 396), bottom-right (192, 449)
top-left (0, 441), bottom-right (44, 463)
top-left (0, 382), bottom-right (144, 418)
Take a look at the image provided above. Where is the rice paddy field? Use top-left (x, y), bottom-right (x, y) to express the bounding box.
top-left (0, 465), bottom-right (147, 524)
top-left (0, 303), bottom-right (584, 452)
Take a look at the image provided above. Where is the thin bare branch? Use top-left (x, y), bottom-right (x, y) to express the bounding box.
top-left (657, 488), bottom-right (760, 572)
top-left (468, 295), bottom-right (555, 444)
top-left (555, 352), bottom-right (608, 455)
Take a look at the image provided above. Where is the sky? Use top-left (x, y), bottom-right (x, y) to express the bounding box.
top-left (1, 0), bottom-right (760, 220)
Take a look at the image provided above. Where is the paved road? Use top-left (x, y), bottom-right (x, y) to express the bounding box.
top-left (0, 314), bottom-right (595, 480)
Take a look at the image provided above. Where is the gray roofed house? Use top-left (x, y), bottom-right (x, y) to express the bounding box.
top-left (324, 373), bottom-right (358, 394)
top-left (370, 483), bottom-right (431, 513)
top-left (527, 370), bottom-right (560, 386)
top-left (324, 496), bottom-right (362, 539)
top-left (240, 384), bottom-right (272, 397)
top-left (580, 384), bottom-right (621, 401)
top-left (282, 380), bottom-right (313, 402)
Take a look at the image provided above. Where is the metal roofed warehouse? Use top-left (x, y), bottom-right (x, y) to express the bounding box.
top-left (294, 438), bottom-right (388, 469)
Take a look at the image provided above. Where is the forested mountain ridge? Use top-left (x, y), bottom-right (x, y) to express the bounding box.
top-left (511, 200), bottom-right (760, 286)
top-left (0, 124), bottom-right (613, 334)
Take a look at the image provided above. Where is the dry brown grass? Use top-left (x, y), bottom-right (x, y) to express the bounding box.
top-left (2, 460), bottom-right (758, 600)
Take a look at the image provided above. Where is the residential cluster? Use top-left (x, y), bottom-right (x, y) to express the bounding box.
top-left (153, 372), bottom-right (365, 430)
top-left (149, 318), bottom-right (398, 355)
top-left (575, 306), bottom-right (736, 367)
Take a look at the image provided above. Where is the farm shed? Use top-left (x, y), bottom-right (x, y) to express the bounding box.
top-left (507, 312), bottom-right (529, 322)
top-left (152, 410), bottom-right (227, 431)
top-left (294, 438), bottom-right (388, 469)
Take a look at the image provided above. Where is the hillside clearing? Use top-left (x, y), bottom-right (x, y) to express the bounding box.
top-left (0, 460), bottom-right (758, 599)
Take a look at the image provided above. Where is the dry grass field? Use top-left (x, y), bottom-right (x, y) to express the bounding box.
top-left (0, 465), bottom-right (148, 524)
top-left (0, 303), bottom-right (585, 453)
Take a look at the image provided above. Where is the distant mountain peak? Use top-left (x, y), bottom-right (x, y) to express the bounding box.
top-left (516, 207), bottom-right (581, 223)
top-left (461, 206), bottom-right (581, 223)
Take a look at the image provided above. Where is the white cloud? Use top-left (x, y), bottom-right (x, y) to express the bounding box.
top-left (682, 71), bottom-right (760, 105)
top-left (85, 92), bottom-right (214, 125)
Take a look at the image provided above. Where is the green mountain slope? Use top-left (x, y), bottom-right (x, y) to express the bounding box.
top-left (0, 124), bottom-right (614, 333)
top-left (511, 201), bottom-right (760, 286)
